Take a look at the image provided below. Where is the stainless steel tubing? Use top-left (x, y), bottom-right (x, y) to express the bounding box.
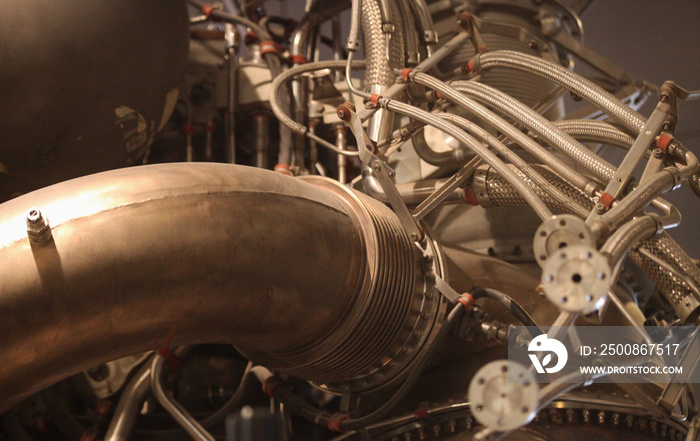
top-left (413, 73), bottom-right (591, 191)
top-left (151, 355), bottom-right (216, 441)
top-left (270, 59), bottom-right (365, 155)
top-left (103, 358), bottom-right (153, 441)
top-left (253, 114), bottom-right (270, 168)
top-left (0, 163), bottom-right (437, 412)
top-left (600, 216), bottom-right (659, 266)
top-left (225, 24), bottom-right (239, 164)
top-left (452, 81), bottom-right (617, 182)
top-left (472, 166), bottom-right (700, 322)
top-left (593, 170), bottom-right (676, 234)
top-left (471, 164), bottom-right (594, 213)
top-left (551, 120), bottom-right (634, 150)
top-left (361, 166), bottom-right (466, 205)
top-left (383, 99), bottom-right (553, 220)
top-left (289, 0), bottom-right (353, 157)
top-left (437, 113), bottom-right (590, 218)
top-left (476, 50), bottom-right (647, 134)
top-left (411, 128), bottom-right (472, 166)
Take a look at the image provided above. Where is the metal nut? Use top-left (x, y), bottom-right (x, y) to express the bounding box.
top-left (26, 207), bottom-right (52, 244)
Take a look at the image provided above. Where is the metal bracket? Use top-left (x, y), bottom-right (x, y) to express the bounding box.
top-left (433, 274), bottom-right (461, 303)
top-left (412, 157), bottom-right (480, 220)
top-left (341, 105), bottom-right (425, 242)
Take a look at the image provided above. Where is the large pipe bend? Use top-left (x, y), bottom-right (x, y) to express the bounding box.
top-left (0, 163), bottom-right (438, 412)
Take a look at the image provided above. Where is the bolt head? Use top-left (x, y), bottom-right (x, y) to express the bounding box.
top-left (26, 207), bottom-right (43, 225)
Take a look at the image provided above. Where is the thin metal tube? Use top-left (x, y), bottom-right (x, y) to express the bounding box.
top-left (383, 99), bottom-right (553, 220)
top-left (410, 128), bottom-right (471, 166)
top-left (151, 355), bottom-right (216, 441)
top-left (476, 50), bottom-right (647, 134)
top-left (346, 52), bottom-right (371, 100)
top-left (269, 60), bottom-right (365, 156)
top-left (104, 358), bottom-right (153, 441)
top-left (437, 113), bottom-right (590, 218)
top-left (452, 80), bottom-right (616, 182)
top-left (357, 31), bottom-right (471, 122)
top-left (335, 125), bottom-right (348, 183)
top-left (600, 215), bottom-right (659, 265)
top-left (414, 74), bottom-right (591, 192)
top-left (224, 23), bottom-right (238, 164)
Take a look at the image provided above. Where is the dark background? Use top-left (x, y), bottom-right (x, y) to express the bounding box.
top-left (582, 1), bottom-right (700, 256)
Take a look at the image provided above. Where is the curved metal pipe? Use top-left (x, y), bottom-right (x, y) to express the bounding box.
top-left (103, 358), bottom-right (153, 441)
top-left (360, 165), bottom-right (466, 205)
top-left (411, 128), bottom-right (472, 167)
top-left (151, 355), bottom-right (215, 441)
top-left (0, 163), bottom-right (434, 412)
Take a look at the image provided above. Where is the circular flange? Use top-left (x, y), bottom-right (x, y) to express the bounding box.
top-left (468, 360), bottom-right (538, 432)
top-left (534, 215), bottom-right (594, 268)
top-left (541, 245), bottom-right (611, 314)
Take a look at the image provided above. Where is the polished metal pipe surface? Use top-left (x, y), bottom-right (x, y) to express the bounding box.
top-left (0, 163), bottom-right (374, 411)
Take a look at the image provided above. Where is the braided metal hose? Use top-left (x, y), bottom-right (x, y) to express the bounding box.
top-left (473, 165), bottom-right (700, 322)
top-left (595, 171), bottom-right (677, 232)
top-left (473, 164), bottom-right (594, 212)
top-left (453, 81), bottom-right (617, 182)
top-left (688, 176), bottom-right (700, 198)
top-left (476, 50), bottom-right (647, 134)
top-left (549, 121), bottom-right (700, 202)
top-left (551, 120), bottom-right (634, 150)
top-left (362, 0), bottom-right (403, 87)
top-left (630, 237), bottom-right (700, 323)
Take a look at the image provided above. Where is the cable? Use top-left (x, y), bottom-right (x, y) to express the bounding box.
top-left (471, 288), bottom-right (542, 337)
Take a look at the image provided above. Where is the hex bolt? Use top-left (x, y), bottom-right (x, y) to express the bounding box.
top-left (594, 203), bottom-right (607, 214)
top-left (26, 207), bottom-right (53, 244)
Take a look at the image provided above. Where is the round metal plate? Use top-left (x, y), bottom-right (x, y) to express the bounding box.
top-left (534, 215), bottom-right (594, 268)
top-left (468, 360), bottom-right (538, 432)
top-left (541, 245), bottom-right (611, 313)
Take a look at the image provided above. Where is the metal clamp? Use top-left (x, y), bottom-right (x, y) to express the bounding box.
top-left (338, 103), bottom-right (424, 242)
